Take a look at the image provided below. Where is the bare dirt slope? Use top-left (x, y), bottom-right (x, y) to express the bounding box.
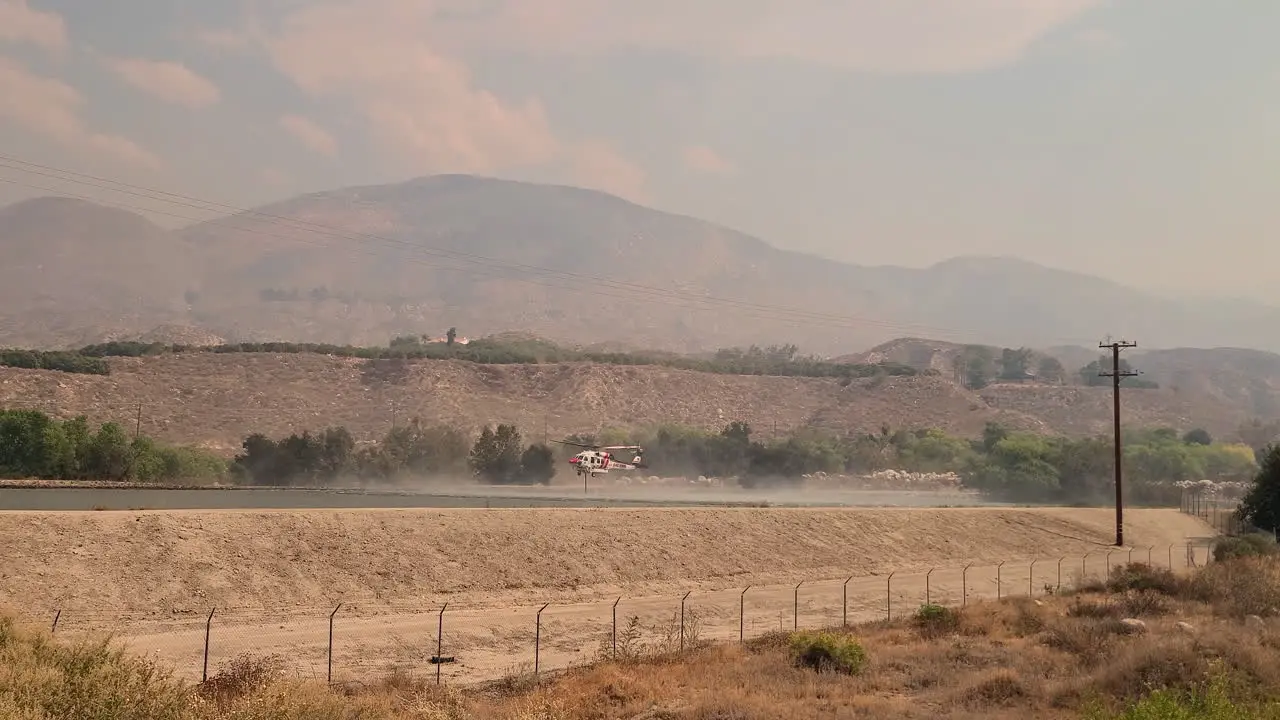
top-left (0, 506), bottom-right (1214, 684)
top-left (0, 353), bottom-right (1253, 453)
top-left (1, 507), bottom-right (1212, 615)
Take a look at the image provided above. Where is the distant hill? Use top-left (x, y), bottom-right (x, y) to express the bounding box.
top-left (845, 337), bottom-right (1280, 433)
top-left (3, 175), bottom-right (1280, 354)
top-left (0, 350), bottom-right (1265, 456)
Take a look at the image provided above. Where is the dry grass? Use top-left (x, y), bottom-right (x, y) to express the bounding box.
top-left (0, 351), bottom-right (1246, 453)
top-left (7, 559), bottom-right (1280, 719)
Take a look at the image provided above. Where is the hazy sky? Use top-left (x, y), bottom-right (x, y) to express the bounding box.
top-left (1, 0), bottom-right (1277, 304)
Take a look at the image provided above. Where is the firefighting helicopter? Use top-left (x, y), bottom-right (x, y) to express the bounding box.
top-left (552, 439), bottom-right (647, 479)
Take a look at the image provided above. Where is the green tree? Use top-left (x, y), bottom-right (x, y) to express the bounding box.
top-left (1078, 358), bottom-right (1158, 388)
top-left (966, 356), bottom-right (991, 390)
top-left (232, 433), bottom-right (279, 485)
top-left (446, 327), bottom-right (457, 346)
top-left (1037, 356), bottom-right (1066, 384)
top-left (1238, 444), bottom-right (1280, 534)
top-left (981, 422), bottom-right (1010, 453)
top-left (896, 428), bottom-right (973, 472)
top-left (998, 347), bottom-right (1033, 380)
top-left (964, 433), bottom-right (1060, 502)
top-left (1238, 419), bottom-right (1280, 460)
top-left (0, 409), bottom-right (57, 477)
top-left (1183, 428), bottom-right (1213, 446)
top-left (83, 422), bottom-right (132, 480)
top-left (469, 424), bottom-right (523, 483)
top-left (519, 443), bottom-right (556, 485)
top-left (374, 418), bottom-right (469, 477)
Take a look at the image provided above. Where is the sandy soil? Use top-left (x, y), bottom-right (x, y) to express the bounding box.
top-left (0, 507), bottom-right (1215, 684)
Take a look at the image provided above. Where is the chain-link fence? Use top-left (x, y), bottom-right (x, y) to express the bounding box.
top-left (30, 540), bottom-right (1219, 688)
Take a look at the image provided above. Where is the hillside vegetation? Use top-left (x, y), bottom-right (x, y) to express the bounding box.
top-left (1, 350), bottom-right (1275, 458)
top-left (7, 556), bottom-right (1280, 719)
top-left (1, 335), bottom-right (919, 379)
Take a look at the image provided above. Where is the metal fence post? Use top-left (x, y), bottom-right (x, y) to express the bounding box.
top-left (202, 607), bottom-right (215, 683)
top-left (1082, 551), bottom-right (1091, 581)
top-left (612, 597), bottom-right (621, 659)
top-left (1168, 543), bottom-right (1174, 569)
top-left (996, 561), bottom-right (1005, 600)
top-left (1127, 547), bottom-right (1134, 565)
top-left (1057, 556), bottom-right (1066, 592)
top-left (1028, 559), bottom-right (1037, 596)
top-left (1106, 548), bottom-right (1116, 577)
top-left (886, 571), bottom-right (894, 620)
top-left (842, 577), bottom-right (852, 626)
top-left (1146, 546), bottom-right (1153, 565)
top-left (926, 568), bottom-right (935, 605)
top-left (328, 603), bottom-right (343, 685)
top-left (436, 602), bottom-right (447, 684)
top-left (740, 586), bottom-right (751, 642)
top-left (51, 609), bottom-right (60, 634)
top-left (793, 582), bottom-right (803, 630)
top-left (680, 591), bottom-right (692, 651)
top-left (962, 563), bottom-right (972, 606)
top-left (535, 602), bottom-right (550, 678)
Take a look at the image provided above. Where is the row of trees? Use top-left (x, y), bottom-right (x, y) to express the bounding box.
top-left (949, 344), bottom-right (1160, 390)
top-left (564, 421), bottom-right (1259, 503)
top-left (1, 406), bottom-right (1267, 507)
top-left (0, 409), bottom-right (225, 482)
top-left (230, 420), bottom-right (557, 486)
top-left (8, 337), bottom-right (920, 380)
top-left (0, 350), bottom-right (109, 375)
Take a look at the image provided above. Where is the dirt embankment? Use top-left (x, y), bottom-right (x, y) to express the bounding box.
top-left (0, 507), bottom-right (1213, 615)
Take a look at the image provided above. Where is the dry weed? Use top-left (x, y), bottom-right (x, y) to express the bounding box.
top-left (11, 557), bottom-right (1280, 720)
top-left (957, 669), bottom-right (1033, 709)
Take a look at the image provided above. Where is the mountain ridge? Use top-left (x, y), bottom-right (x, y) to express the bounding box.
top-left (2, 174), bottom-right (1278, 355)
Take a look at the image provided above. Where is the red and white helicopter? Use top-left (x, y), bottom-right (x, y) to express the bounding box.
top-left (553, 439), bottom-right (647, 478)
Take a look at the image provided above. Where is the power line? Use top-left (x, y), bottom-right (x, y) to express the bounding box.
top-left (1099, 339), bottom-right (1139, 547)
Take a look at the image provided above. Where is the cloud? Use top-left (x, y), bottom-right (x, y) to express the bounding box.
top-left (0, 0), bottom-right (67, 51)
top-left (569, 139), bottom-right (647, 202)
top-left (0, 55), bottom-right (160, 169)
top-left (442, 0), bottom-right (1104, 74)
top-left (263, 0), bottom-right (558, 174)
top-left (279, 114), bottom-right (338, 156)
top-left (102, 56), bottom-right (221, 109)
top-left (682, 145), bottom-right (734, 175)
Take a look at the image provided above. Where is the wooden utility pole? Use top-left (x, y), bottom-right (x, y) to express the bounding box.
top-left (1099, 340), bottom-right (1139, 546)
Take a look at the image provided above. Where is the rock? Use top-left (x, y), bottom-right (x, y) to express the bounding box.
top-left (1246, 615), bottom-right (1266, 630)
top-left (1175, 621), bottom-right (1196, 634)
top-left (1119, 618), bottom-right (1147, 632)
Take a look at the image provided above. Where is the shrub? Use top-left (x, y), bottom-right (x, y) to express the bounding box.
top-left (1107, 563), bottom-right (1186, 596)
top-left (0, 615), bottom-right (189, 719)
top-left (1118, 592), bottom-right (1174, 618)
top-left (913, 603), bottom-right (962, 639)
top-left (1214, 534), bottom-right (1279, 562)
top-left (1187, 557), bottom-right (1280, 618)
top-left (788, 631), bottom-right (867, 675)
top-left (1082, 669), bottom-right (1268, 719)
